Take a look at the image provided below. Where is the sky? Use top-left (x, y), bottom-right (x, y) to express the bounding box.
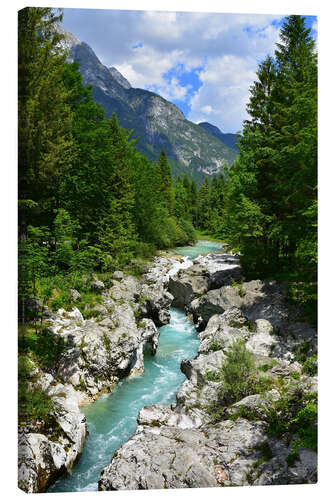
top-left (60, 9), bottom-right (317, 133)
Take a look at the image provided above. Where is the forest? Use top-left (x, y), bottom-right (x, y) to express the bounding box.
top-left (18, 8), bottom-right (317, 338)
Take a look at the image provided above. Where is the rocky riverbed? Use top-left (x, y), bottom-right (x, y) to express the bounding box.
top-left (18, 255), bottom-right (182, 493)
top-left (18, 248), bottom-right (318, 492)
top-left (99, 254), bottom-right (318, 490)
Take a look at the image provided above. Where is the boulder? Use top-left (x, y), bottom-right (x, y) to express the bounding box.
top-left (18, 431), bottom-right (67, 493)
top-left (190, 280), bottom-right (301, 331)
top-left (193, 253), bottom-right (242, 289)
top-left (113, 271), bottom-right (124, 280)
top-left (70, 289), bottom-right (81, 302)
top-left (18, 379), bottom-right (86, 493)
top-left (168, 271), bottom-right (209, 308)
top-left (98, 418), bottom-right (274, 490)
top-left (139, 282), bottom-right (174, 326)
top-left (91, 275), bottom-right (105, 291)
top-left (168, 253), bottom-right (242, 309)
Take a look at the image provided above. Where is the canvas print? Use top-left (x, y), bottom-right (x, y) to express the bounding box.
top-left (17, 6), bottom-right (318, 493)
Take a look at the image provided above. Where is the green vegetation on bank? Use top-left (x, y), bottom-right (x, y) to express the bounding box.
top-left (203, 340), bottom-right (317, 462)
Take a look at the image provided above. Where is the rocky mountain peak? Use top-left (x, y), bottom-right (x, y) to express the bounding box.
top-left (56, 24), bottom-right (238, 182)
top-left (108, 67), bottom-right (132, 89)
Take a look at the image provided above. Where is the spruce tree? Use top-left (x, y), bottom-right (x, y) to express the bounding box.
top-left (158, 149), bottom-right (175, 216)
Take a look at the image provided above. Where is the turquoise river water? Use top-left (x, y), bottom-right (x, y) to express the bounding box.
top-left (49, 240), bottom-right (221, 493)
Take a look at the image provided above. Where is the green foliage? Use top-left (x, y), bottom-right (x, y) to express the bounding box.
top-left (266, 389), bottom-right (318, 464)
top-left (159, 149), bottom-right (175, 216)
top-left (293, 341), bottom-right (310, 364)
top-left (209, 339), bottom-right (224, 352)
top-left (209, 16), bottom-right (317, 318)
top-left (302, 356), bottom-right (317, 376)
top-left (18, 7), bottom-right (75, 231)
top-left (18, 355), bottom-right (58, 423)
top-left (229, 405), bottom-right (258, 422)
top-left (103, 333), bottom-right (111, 351)
top-left (204, 370), bottom-right (223, 382)
top-left (253, 442), bottom-right (273, 468)
top-left (263, 387), bottom-right (317, 454)
top-left (83, 309), bottom-right (102, 320)
top-left (18, 326), bottom-right (70, 368)
top-left (205, 401), bottom-right (228, 424)
top-left (221, 339), bottom-right (270, 404)
top-left (205, 340), bottom-right (274, 423)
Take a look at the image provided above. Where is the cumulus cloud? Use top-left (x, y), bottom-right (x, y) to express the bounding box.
top-left (189, 56), bottom-right (257, 132)
top-left (62, 9), bottom-right (289, 132)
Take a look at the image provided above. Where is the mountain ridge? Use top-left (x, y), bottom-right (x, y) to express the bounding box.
top-left (198, 122), bottom-right (239, 151)
top-left (57, 25), bottom-right (238, 182)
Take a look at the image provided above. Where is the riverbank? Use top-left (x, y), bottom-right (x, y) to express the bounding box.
top-left (18, 242), bottom-right (317, 492)
top-left (195, 230), bottom-right (225, 243)
top-left (99, 260), bottom-right (318, 490)
top-left (18, 241), bottom-right (219, 492)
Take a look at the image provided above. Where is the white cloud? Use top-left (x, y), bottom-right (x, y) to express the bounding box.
top-left (189, 56), bottom-right (257, 132)
top-left (116, 46), bottom-right (184, 88)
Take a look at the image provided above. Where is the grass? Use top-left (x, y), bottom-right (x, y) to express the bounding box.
top-left (263, 387), bottom-right (317, 454)
top-left (82, 308), bottom-right (102, 320)
top-left (103, 333), bottom-right (111, 350)
top-left (209, 339), bottom-right (224, 352)
top-left (195, 230), bottom-right (224, 243)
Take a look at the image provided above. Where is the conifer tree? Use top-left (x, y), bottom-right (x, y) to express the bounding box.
top-left (221, 15), bottom-right (317, 312)
top-left (158, 149), bottom-right (175, 215)
top-left (18, 7), bottom-right (75, 229)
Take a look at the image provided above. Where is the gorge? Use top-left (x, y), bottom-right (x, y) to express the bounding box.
top-left (18, 240), bottom-right (317, 493)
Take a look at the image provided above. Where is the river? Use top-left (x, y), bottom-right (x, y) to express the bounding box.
top-left (49, 240), bottom-right (222, 493)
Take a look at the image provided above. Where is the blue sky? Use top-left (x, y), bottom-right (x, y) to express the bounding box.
top-left (61, 9), bottom-right (317, 133)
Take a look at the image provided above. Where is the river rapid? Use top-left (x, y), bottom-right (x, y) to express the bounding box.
top-left (49, 240), bottom-right (222, 493)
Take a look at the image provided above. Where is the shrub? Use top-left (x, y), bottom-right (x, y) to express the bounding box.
top-left (103, 333), bottom-right (111, 350)
top-left (18, 328), bottom-right (70, 368)
top-left (209, 339), bottom-right (223, 352)
top-left (293, 341), bottom-right (310, 364)
top-left (302, 355), bottom-right (317, 376)
top-left (263, 388), bottom-right (317, 456)
top-left (18, 355), bottom-right (55, 422)
top-left (82, 309), bottom-right (102, 320)
top-left (221, 339), bottom-right (260, 403)
top-left (134, 241), bottom-right (157, 259)
top-left (178, 218), bottom-right (197, 245)
top-left (205, 340), bottom-right (273, 422)
top-left (19, 386), bottom-right (55, 421)
top-left (204, 370), bottom-right (223, 382)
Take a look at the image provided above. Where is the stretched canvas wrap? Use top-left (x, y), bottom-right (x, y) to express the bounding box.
top-left (17, 5), bottom-right (318, 494)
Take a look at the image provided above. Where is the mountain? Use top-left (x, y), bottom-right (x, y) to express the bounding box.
top-left (198, 122), bottom-right (238, 151)
top-left (57, 25), bottom-right (237, 182)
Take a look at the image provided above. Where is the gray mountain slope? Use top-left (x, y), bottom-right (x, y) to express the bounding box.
top-left (198, 122), bottom-right (239, 151)
top-left (57, 25), bottom-right (238, 182)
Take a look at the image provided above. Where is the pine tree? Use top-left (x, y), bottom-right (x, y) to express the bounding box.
top-left (222, 15), bottom-right (317, 313)
top-left (18, 7), bottom-right (75, 338)
top-left (18, 7), bottom-right (75, 229)
top-left (197, 177), bottom-right (211, 230)
top-left (158, 149), bottom-right (175, 216)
